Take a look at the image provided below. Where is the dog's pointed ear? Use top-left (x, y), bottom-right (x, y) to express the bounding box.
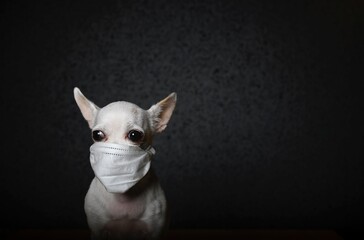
top-left (148, 92), bottom-right (177, 133)
top-left (73, 87), bottom-right (100, 128)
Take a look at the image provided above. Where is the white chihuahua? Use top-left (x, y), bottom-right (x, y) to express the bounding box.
top-left (73, 87), bottom-right (176, 240)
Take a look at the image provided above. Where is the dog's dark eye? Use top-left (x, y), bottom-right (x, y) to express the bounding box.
top-left (127, 130), bottom-right (144, 143)
top-left (92, 130), bottom-right (105, 142)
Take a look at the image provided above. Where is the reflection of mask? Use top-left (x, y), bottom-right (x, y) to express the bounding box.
top-left (89, 142), bottom-right (155, 193)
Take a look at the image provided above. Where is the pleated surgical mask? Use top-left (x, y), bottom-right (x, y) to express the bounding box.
top-left (89, 142), bottom-right (155, 193)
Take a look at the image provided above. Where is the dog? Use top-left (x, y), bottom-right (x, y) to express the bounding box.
top-left (73, 87), bottom-right (177, 240)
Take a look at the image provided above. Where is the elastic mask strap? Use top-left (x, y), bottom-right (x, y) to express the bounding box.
top-left (147, 146), bottom-right (156, 155)
top-left (140, 142), bottom-right (156, 155)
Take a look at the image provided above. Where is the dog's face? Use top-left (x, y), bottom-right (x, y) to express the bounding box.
top-left (74, 87), bottom-right (176, 146)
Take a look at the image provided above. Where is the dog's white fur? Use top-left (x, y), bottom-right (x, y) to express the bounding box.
top-left (74, 87), bottom-right (176, 240)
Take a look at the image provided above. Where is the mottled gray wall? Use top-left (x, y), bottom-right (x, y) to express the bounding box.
top-left (1, 0), bottom-right (363, 231)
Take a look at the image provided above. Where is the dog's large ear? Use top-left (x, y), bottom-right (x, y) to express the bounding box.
top-left (73, 87), bottom-right (100, 128)
top-left (148, 92), bottom-right (177, 133)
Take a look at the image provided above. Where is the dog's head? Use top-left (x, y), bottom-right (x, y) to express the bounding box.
top-left (74, 87), bottom-right (176, 146)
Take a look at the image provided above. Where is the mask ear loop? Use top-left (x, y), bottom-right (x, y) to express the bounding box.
top-left (147, 146), bottom-right (156, 155)
top-left (140, 142), bottom-right (156, 155)
top-left (143, 145), bottom-right (155, 155)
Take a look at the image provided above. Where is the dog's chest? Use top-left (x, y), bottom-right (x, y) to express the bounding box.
top-left (86, 178), bottom-right (149, 220)
top-left (106, 194), bottom-right (147, 219)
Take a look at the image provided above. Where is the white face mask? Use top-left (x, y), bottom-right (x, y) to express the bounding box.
top-left (89, 142), bottom-right (155, 193)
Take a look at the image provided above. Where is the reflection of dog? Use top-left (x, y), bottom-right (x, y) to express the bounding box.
top-left (74, 87), bottom-right (177, 239)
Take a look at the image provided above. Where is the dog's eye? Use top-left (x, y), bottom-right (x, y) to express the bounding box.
top-left (92, 130), bottom-right (105, 142)
top-left (127, 130), bottom-right (144, 143)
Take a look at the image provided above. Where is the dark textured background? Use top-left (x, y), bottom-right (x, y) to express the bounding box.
top-left (1, 0), bottom-right (363, 233)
